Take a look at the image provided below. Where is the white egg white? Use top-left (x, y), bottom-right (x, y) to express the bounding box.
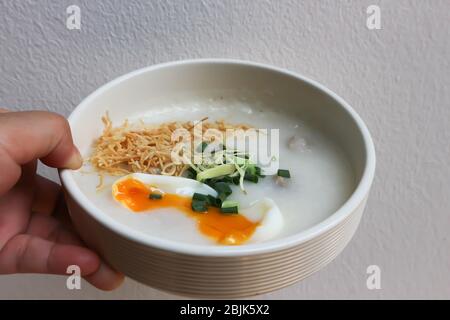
top-left (113, 173), bottom-right (218, 197)
top-left (112, 173), bottom-right (284, 244)
top-left (240, 198), bottom-right (284, 243)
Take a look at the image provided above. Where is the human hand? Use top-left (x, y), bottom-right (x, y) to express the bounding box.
top-left (0, 110), bottom-right (124, 290)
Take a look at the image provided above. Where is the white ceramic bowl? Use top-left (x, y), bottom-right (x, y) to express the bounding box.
top-left (60, 59), bottom-right (375, 297)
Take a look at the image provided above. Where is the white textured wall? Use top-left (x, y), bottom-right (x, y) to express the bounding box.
top-left (0, 0), bottom-right (449, 299)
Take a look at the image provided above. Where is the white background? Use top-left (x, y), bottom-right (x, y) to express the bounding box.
top-left (0, 0), bottom-right (449, 299)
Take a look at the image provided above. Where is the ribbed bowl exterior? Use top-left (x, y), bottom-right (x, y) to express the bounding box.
top-left (65, 193), bottom-right (366, 298)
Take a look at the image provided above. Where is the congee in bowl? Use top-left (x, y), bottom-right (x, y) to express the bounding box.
top-left (72, 91), bottom-right (355, 246)
top-left (60, 60), bottom-right (375, 297)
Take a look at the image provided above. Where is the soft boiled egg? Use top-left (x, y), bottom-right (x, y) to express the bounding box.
top-left (111, 173), bottom-right (283, 245)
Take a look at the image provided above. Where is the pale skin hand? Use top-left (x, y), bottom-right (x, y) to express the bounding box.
top-left (0, 110), bottom-right (124, 290)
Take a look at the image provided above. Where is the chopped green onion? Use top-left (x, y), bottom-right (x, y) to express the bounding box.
top-left (185, 167), bottom-right (197, 179)
top-left (209, 176), bottom-right (233, 184)
top-left (191, 200), bottom-right (208, 212)
top-left (186, 144), bottom-right (265, 196)
top-left (149, 193), bottom-right (163, 200)
top-left (221, 200), bottom-right (239, 209)
top-left (192, 193), bottom-right (222, 207)
top-left (277, 169), bottom-right (291, 178)
top-left (255, 166), bottom-right (265, 177)
top-left (207, 194), bottom-right (221, 207)
top-left (193, 193), bottom-right (208, 201)
top-left (244, 173), bottom-right (258, 183)
top-left (233, 156), bottom-right (248, 165)
top-left (220, 206), bottom-right (239, 214)
top-left (217, 193), bottom-right (230, 202)
top-left (196, 164), bottom-right (236, 182)
top-left (211, 181), bottom-right (232, 194)
top-left (212, 182), bottom-right (232, 201)
top-left (246, 165), bottom-right (256, 176)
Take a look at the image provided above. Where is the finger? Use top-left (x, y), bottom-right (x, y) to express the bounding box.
top-left (0, 234), bottom-right (100, 276)
top-left (84, 262), bottom-right (125, 291)
top-left (0, 111), bottom-right (81, 168)
top-left (25, 214), bottom-right (124, 291)
top-left (25, 213), bottom-right (78, 244)
top-left (0, 111), bottom-right (82, 195)
top-left (31, 175), bottom-right (61, 215)
top-left (52, 190), bottom-right (74, 230)
top-left (0, 162), bottom-right (37, 248)
top-left (0, 108), bottom-right (9, 113)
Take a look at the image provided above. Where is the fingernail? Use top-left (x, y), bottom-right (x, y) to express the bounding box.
top-left (65, 147), bottom-right (83, 170)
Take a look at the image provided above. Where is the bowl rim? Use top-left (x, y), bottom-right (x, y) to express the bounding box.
top-left (60, 58), bottom-right (376, 257)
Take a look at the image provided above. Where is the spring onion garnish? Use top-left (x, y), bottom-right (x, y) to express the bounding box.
top-left (149, 193), bottom-right (163, 200)
top-left (185, 140), bottom-right (291, 215)
top-left (221, 200), bottom-right (239, 210)
top-left (211, 182), bottom-right (232, 202)
top-left (185, 167), bottom-right (197, 179)
top-left (244, 173), bottom-right (258, 183)
top-left (191, 199), bottom-right (208, 212)
top-left (220, 206), bottom-right (239, 214)
top-left (246, 165), bottom-right (256, 176)
top-left (184, 142), bottom-right (257, 193)
top-left (196, 164), bottom-right (236, 182)
top-left (277, 169), bottom-right (291, 178)
top-left (191, 193), bottom-right (222, 211)
top-left (255, 166), bottom-right (265, 177)
top-left (207, 194), bottom-right (221, 207)
top-left (192, 192), bottom-right (208, 201)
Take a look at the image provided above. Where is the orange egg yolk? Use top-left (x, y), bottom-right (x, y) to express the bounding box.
top-left (112, 178), bottom-right (258, 245)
